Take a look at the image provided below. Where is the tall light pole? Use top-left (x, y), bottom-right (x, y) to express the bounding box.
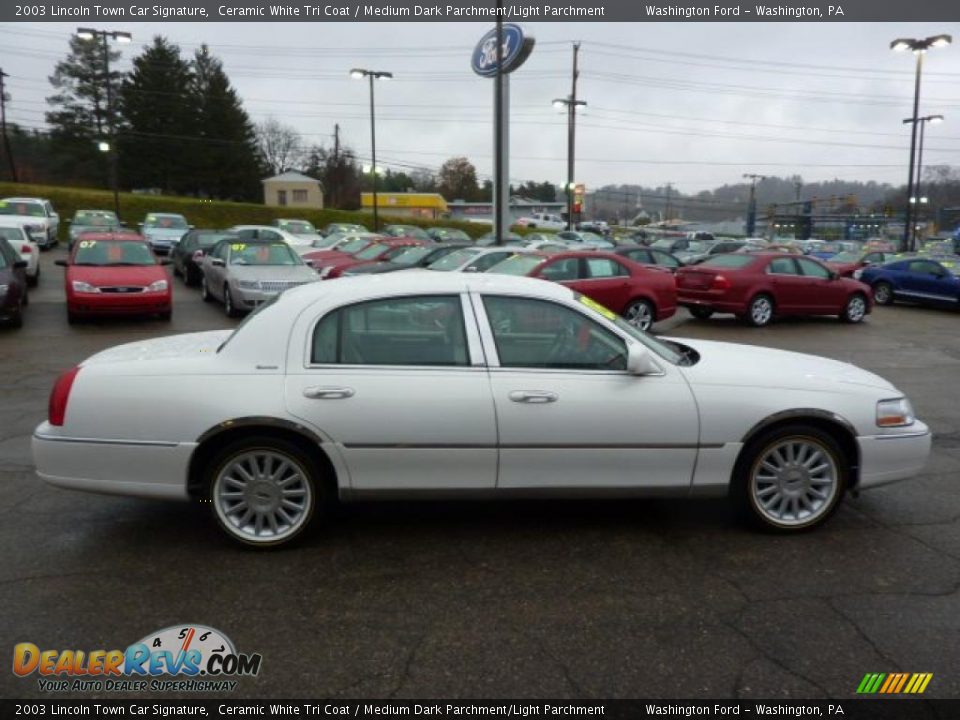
top-left (743, 173), bottom-right (767, 236)
top-left (904, 114), bottom-right (944, 244)
top-left (890, 34), bottom-right (951, 252)
top-left (553, 42), bottom-right (583, 231)
top-left (350, 68), bottom-right (392, 231)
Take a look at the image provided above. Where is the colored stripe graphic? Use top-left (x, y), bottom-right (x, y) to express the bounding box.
top-left (857, 672), bottom-right (932, 694)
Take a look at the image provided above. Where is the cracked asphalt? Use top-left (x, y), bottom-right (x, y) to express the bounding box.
top-left (1, 246), bottom-right (958, 700)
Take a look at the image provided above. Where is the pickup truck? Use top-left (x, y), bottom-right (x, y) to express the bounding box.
top-left (515, 212), bottom-right (565, 230)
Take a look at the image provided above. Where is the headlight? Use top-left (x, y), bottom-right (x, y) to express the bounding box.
top-left (237, 280), bottom-right (260, 290)
top-left (71, 281), bottom-right (100, 293)
top-left (147, 280), bottom-right (168, 292)
top-left (877, 398), bottom-right (915, 427)
top-left (852, 269), bottom-right (863, 280)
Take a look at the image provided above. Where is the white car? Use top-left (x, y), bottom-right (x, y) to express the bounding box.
top-left (33, 273), bottom-right (930, 547)
top-left (0, 197), bottom-right (59, 248)
top-left (0, 221), bottom-right (40, 286)
top-left (229, 225), bottom-right (314, 250)
top-left (515, 212), bottom-right (566, 231)
top-left (426, 246), bottom-right (536, 273)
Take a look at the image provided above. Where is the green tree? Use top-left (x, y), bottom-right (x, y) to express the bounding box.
top-left (437, 156), bottom-right (481, 201)
top-left (190, 45), bottom-right (262, 200)
top-left (303, 144), bottom-right (362, 210)
top-left (118, 36), bottom-right (195, 193)
top-left (45, 35), bottom-right (123, 187)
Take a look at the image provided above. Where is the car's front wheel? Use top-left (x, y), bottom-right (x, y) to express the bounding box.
top-left (200, 276), bottom-right (212, 302)
top-left (841, 293), bottom-right (867, 323)
top-left (224, 284), bottom-right (239, 317)
top-left (623, 298), bottom-right (655, 331)
top-left (208, 436), bottom-right (322, 548)
top-left (745, 293), bottom-right (774, 327)
top-left (735, 424), bottom-right (847, 532)
top-left (873, 281), bottom-right (894, 306)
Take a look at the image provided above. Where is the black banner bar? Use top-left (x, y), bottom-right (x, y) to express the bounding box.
top-left (2, 0), bottom-right (960, 23)
top-left (1, 699), bottom-right (957, 720)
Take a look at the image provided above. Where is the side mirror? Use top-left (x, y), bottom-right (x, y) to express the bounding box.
top-left (626, 344), bottom-right (660, 375)
top-left (211, 258), bottom-right (225, 267)
top-left (55, 259), bottom-right (68, 267)
top-left (192, 250), bottom-right (205, 262)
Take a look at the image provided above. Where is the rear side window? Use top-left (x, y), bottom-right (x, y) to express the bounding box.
top-left (312, 295), bottom-right (468, 367)
top-left (768, 258), bottom-right (798, 275)
top-left (585, 257), bottom-right (628, 278)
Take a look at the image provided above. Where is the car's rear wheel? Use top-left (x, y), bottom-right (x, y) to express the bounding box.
top-left (689, 306), bottom-right (714, 320)
top-left (745, 294), bottom-right (774, 327)
top-left (200, 276), bottom-right (212, 302)
top-left (735, 424), bottom-right (847, 532)
top-left (208, 436), bottom-right (321, 548)
top-left (183, 267), bottom-right (196, 287)
top-left (841, 293), bottom-right (867, 323)
top-left (224, 284), bottom-right (239, 317)
top-left (873, 281), bottom-right (894, 306)
top-left (623, 298), bottom-right (655, 331)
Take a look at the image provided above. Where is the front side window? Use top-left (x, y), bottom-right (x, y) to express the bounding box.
top-left (483, 296), bottom-right (627, 371)
top-left (585, 257), bottom-right (628, 278)
top-left (311, 295), bottom-right (468, 366)
top-left (908, 260), bottom-right (942, 275)
top-left (651, 250), bottom-right (679, 268)
top-left (796, 258), bottom-right (831, 279)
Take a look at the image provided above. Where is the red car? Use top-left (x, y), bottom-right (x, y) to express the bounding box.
top-left (299, 235), bottom-right (383, 268)
top-left (55, 233), bottom-right (172, 323)
top-left (825, 250), bottom-right (900, 278)
top-left (314, 238), bottom-right (427, 279)
top-left (487, 250), bottom-right (676, 331)
top-left (676, 253), bottom-right (872, 327)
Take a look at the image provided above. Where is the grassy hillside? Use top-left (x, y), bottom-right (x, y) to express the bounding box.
top-left (0, 182), bottom-right (491, 241)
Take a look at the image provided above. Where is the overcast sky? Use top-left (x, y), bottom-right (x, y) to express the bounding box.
top-left (3, 21), bottom-right (960, 193)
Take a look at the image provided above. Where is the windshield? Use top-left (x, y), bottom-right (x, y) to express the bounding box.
top-left (196, 232), bottom-right (237, 247)
top-left (0, 201), bottom-right (45, 217)
top-left (74, 211), bottom-right (118, 226)
top-left (428, 247), bottom-right (482, 270)
top-left (390, 246), bottom-right (434, 264)
top-left (279, 220), bottom-right (316, 234)
top-left (435, 229), bottom-right (470, 241)
top-left (218, 294), bottom-right (279, 353)
top-left (229, 243), bottom-right (299, 266)
top-left (144, 215), bottom-right (188, 229)
top-left (487, 254), bottom-right (541, 276)
top-left (73, 240), bottom-right (156, 266)
top-left (355, 243), bottom-right (391, 260)
top-left (651, 239), bottom-right (674, 249)
top-left (340, 238), bottom-right (374, 254)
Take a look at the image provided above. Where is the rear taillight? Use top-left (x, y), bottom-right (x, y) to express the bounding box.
top-left (20, 244), bottom-right (32, 254)
top-left (48, 366), bottom-right (81, 426)
top-left (710, 275), bottom-right (732, 290)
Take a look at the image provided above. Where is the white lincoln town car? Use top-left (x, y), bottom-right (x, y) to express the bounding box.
top-left (32, 273), bottom-right (930, 547)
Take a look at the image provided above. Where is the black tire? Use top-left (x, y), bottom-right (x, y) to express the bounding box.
top-left (205, 435), bottom-right (323, 548)
top-left (224, 284), bottom-right (239, 318)
top-left (872, 281), bottom-right (894, 306)
top-left (183, 266), bottom-right (196, 287)
top-left (200, 276), bottom-right (212, 302)
top-left (745, 293), bottom-right (774, 327)
top-left (733, 423), bottom-right (848, 533)
top-left (688, 306), bottom-right (714, 320)
top-left (840, 293), bottom-right (867, 324)
top-left (28, 270), bottom-right (39, 288)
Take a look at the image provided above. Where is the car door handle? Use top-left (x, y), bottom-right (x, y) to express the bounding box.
top-left (303, 386), bottom-right (355, 399)
top-left (509, 390), bottom-right (559, 404)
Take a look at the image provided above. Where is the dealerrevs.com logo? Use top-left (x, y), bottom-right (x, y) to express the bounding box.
top-left (13, 625), bottom-right (262, 693)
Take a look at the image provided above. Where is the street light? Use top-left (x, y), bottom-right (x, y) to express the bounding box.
top-left (350, 68), bottom-right (393, 231)
top-left (77, 27), bottom-right (132, 217)
top-left (890, 33), bottom-right (951, 251)
top-left (903, 114), bottom-right (944, 245)
top-left (553, 96), bottom-right (587, 230)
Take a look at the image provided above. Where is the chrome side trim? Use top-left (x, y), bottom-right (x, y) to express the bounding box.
top-left (33, 433), bottom-right (179, 448)
top-left (860, 430), bottom-right (932, 441)
top-left (343, 442), bottom-right (722, 450)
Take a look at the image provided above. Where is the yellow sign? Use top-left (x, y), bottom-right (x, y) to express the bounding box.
top-left (360, 193), bottom-right (448, 211)
top-left (578, 294), bottom-right (616, 321)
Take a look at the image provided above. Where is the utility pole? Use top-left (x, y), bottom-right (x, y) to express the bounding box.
top-left (567, 42), bottom-right (580, 230)
top-left (0, 69), bottom-right (16, 182)
top-left (794, 180), bottom-right (802, 201)
top-left (664, 183), bottom-right (673, 222)
top-left (743, 173), bottom-right (767, 236)
top-left (332, 123), bottom-right (340, 208)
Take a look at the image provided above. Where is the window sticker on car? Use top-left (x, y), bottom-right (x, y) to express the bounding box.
top-left (230, 243), bottom-right (247, 251)
top-left (578, 295), bottom-right (617, 321)
top-left (78, 240), bottom-right (96, 249)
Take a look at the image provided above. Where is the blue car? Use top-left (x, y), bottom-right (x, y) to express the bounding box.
top-left (859, 257), bottom-right (960, 308)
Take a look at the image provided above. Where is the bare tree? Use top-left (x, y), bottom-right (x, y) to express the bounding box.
top-left (255, 117), bottom-right (305, 174)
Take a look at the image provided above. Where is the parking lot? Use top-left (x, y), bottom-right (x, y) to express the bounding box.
top-left (1, 245), bottom-right (959, 700)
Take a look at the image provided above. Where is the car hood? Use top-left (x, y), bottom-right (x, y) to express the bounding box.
top-left (227, 265), bottom-right (317, 281)
top-left (82, 330), bottom-right (232, 366)
top-left (672, 338), bottom-right (896, 393)
top-left (68, 265), bottom-right (167, 285)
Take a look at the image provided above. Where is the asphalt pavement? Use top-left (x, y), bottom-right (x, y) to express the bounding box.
top-left (1, 245), bottom-right (958, 700)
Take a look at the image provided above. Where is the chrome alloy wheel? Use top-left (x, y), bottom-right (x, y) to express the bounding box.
top-left (213, 450), bottom-right (313, 543)
top-left (846, 295), bottom-right (866, 322)
top-left (749, 295), bottom-right (773, 326)
top-left (750, 438), bottom-right (839, 527)
top-left (625, 300), bottom-right (653, 331)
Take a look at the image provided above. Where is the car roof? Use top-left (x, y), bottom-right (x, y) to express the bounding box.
top-left (145, 212), bottom-right (185, 218)
top-left (74, 232), bottom-right (145, 241)
top-left (2, 197), bottom-right (46, 203)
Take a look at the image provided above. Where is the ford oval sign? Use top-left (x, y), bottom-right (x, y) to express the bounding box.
top-left (471, 24), bottom-right (535, 77)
